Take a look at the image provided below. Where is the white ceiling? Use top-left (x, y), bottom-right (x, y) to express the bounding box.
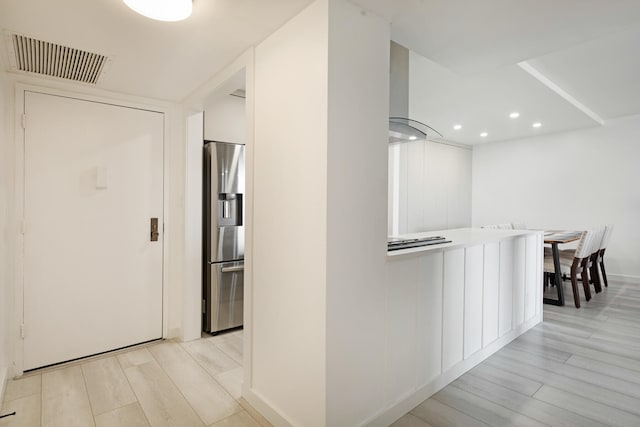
top-left (352, 0), bottom-right (640, 144)
top-left (1, 0), bottom-right (640, 144)
top-left (0, 0), bottom-right (314, 101)
top-left (408, 53), bottom-right (599, 146)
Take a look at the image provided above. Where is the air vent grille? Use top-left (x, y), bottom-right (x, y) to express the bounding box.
top-left (10, 34), bottom-right (108, 84)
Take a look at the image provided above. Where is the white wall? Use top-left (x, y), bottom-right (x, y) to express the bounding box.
top-left (325, 1), bottom-right (389, 426)
top-left (250, 0), bottom-right (390, 425)
top-left (204, 94), bottom-right (246, 143)
top-left (0, 68), bottom-right (13, 394)
top-left (473, 114), bottom-right (640, 278)
top-left (252, 1), bottom-right (329, 425)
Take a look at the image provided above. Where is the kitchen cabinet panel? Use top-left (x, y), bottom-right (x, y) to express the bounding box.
top-left (499, 240), bottom-right (514, 337)
top-left (525, 235), bottom-right (539, 321)
top-left (513, 237), bottom-right (526, 328)
top-left (482, 242), bottom-right (500, 347)
top-left (443, 248), bottom-right (465, 372)
top-left (416, 252), bottom-right (444, 386)
top-left (464, 245), bottom-right (484, 359)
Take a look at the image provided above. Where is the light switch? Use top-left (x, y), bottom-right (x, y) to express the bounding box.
top-left (96, 166), bottom-right (108, 189)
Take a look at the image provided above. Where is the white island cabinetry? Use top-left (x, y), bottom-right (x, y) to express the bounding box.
top-left (382, 228), bottom-right (543, 425)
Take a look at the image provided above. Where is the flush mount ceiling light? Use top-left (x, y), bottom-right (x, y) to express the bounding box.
top-left (480, 132), bottom-right (488, 137)
top-left (453, 124), bottom-right (462, 130)
top-left (509, 112), bottom-right (520, 119)
top-left (532, 122), bottom-right (542, 128)
top-left (123, 0), bottom-right (192, 21)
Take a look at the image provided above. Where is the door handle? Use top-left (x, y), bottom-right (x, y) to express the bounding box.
top-left (221, 265), bottom-right (244, 273)
top-left (150, 218), bottom-right (159, 242)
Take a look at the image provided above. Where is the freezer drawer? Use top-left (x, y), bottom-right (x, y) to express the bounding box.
top-left (204, 261), bottom-right (244, 333)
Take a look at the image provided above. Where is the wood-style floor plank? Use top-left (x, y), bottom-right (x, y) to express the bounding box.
top-left (432, 385), bottom-right (547, 427)
top-left (124, 361), bottom-right (204, 427)
top-left (2, 375), bottom-right (41, 403)
top-left (485, 352), bottom-right (640, 416)
top-left (453, 374), bottom-right (606, 427)
top-left (147, 341), bottom-right (242, 425)
top-left (81, 357), bottom-right (136, 415)
top-left (466, 363), bottom-right (542, 396)
top-left (209, 411), bottom-right (262, 427)
top-left (41, 365), bottom-right (94, 427)
top-left (410, 397), bottom-right (490, 427)
top-left (0, 394), bottom-right (40, 427)
top-left (181, 339), bottom-right (239, 377)
top-left (94, 403), bottom-right (150, 427)
top-left (534, 385), bottom-right (640, 427)
top-left (390, 413), bottom-right (434, 427)
top-left (565, 354), bottom-right (640, 385)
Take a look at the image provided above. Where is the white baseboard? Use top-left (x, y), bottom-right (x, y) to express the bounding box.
top-left (0, 366), bottom-right (8, 409)
top-left (242, 386), bottom-right (294, 427)
top-left (608, 273), bottom-right (640, 284)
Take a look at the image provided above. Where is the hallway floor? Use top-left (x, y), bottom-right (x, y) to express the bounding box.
top-left (0, 329), bottom-right (270, 427)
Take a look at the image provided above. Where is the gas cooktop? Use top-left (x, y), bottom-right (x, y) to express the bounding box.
top-left (387, 236), bottom-right (451, 251)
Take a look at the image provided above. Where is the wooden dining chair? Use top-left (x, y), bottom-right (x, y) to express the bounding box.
top-left (544, 230), bottom-right (594, 308)
top-left (598, 225), bottom-right (614, 287)
top-left (588, 227), bottom-right (606, 293)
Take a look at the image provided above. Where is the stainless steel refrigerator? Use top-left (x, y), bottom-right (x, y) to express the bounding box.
top-left (203, 141), bottom-right (245, 334)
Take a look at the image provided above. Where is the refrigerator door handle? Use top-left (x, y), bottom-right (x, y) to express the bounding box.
top-left (220, 264), bottom-right (244, 273)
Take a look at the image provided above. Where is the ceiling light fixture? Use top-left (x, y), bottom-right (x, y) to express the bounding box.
top-left (123, 0), bottom-right (192, 21)
top-left (480, 132), bottom-right (488, 137)
top-left (408, 136), bottom-right (417, 141)
top-left (453, 124), bottom-right (462, 130)
top-left (532, 122), bottom-right (542, 128)
top-left (509, 112), bottom-right (520, 119)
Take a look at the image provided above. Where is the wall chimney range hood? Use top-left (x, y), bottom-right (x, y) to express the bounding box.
top-left (388, 42), bottom-right (442, 144)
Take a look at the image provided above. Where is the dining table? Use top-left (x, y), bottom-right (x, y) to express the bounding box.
top-left (543, 230), bottom-right (583, 306)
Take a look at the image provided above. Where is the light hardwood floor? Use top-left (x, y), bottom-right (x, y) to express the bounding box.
top-left (0, 330), bottom-right (271, 427)
top-left (3, 280), bottom-right (640, 426)
top-left (393, 279), bottom-right (640, 427)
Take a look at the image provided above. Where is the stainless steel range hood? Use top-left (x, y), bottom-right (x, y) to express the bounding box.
top-left (389, 42), bottom-right (442, 144)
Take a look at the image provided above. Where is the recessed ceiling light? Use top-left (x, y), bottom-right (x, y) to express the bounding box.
top-left (453, 124), bottom-right (462, 130)
top-left (480, 132), bottom-right (488, 137)
top-left (509, 112), bottom-right (520, 119)
top-left (408, 135), bottom-right (417, 141)
top-left (123, 0), bottom-right (192, 21)
top-left (532, 122), bottom-right (542, 128)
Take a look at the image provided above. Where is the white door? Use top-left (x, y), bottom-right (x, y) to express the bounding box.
top-left (23, 91), bottom-right (164, 370)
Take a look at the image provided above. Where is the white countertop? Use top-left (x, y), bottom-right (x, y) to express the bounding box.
top-left (387, 227), bottom-right (542, 258)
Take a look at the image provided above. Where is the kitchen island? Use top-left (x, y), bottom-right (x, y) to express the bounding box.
top-left (377, 228), bottom-right (543, 425)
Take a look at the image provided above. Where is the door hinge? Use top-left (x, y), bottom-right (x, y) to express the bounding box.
top-left (202, 299), bottom-right (206, 314)
top-left (20, 324), bottom-right (25, 339)
top-left (21, 114), bottom-right (26, 129)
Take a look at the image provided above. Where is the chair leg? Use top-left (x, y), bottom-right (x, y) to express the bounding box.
top-left (580, 260), bottom-right (591, 301)
top-left (600, 249), bottom-right (609, 287)
top-left (570, 263), bottom-right (581, 308)
top-left (590, 253), bottom-right (602, 293)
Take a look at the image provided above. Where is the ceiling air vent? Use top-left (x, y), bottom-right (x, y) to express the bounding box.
top-left (7, 33), bottom-right (109, 84)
